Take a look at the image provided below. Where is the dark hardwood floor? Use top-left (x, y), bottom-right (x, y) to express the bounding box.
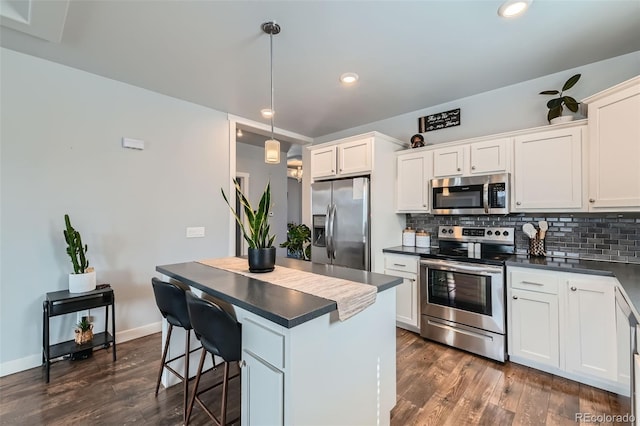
top-left (0, 329), bottom-right (629, 425)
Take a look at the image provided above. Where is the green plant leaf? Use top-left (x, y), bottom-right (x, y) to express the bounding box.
top-left (563, 96), bottom-right (579, 112)
top-left (546, 98), bottom-right (563, 109)
top-left (562, 74), bottom-right (581, 91)
top-left (539, 90), bottom-right (559, 95)
top-left (547, 105), bottom-right (563, 122)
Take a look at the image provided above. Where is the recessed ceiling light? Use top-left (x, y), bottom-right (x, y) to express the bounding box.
top-left (340, 72), bottom-right (359, 85)
top-left (261, 108), bottom-right (274, 118)
top-left (498, 0), bottom-right (532, 18)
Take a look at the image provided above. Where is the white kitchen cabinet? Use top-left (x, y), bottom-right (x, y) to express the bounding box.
top-left (507, 266), bottom-right (621, 393)
top-left (338, 138), bottom-right (372, 176)
top-left (565, 276), bottom-right (617, 381)
top-left (242, 350), bottom-right (284, 425)
top-left (396, 150), bottom-right (432, 213)
top-left (432, 138), bottom-right (509, 178)
top-left (309, 137), bottom-right (372, 180)
top-left (310, 145), bottom-right (338, 180)
top-left (508, 268), bottom-right (560, 369)
top-left (241, 317), bottom-right (285, 425)
top-left (469, 138), bottom-right (509, 175)
top-left (584, 76), bottom-right (640, 212)
top-left (512, 124), bottom-right (585, 212)
top-left (384, 253), bottom-right (420, 332)
top-left (433, 145), bottom-right (464, 177)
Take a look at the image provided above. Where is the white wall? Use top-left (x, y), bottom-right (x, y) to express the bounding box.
top-left (287, 178), bottom-right (302, 225)
top-left (0, 48), bottom-right (231, 375)
top-left (315, 51), bottom-right (640, 145)
top-left (236, 142), bottom-right (288, 257)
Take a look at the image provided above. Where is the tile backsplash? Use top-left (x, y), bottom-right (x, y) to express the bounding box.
top-left (406, 213), bottom-right (640, 264)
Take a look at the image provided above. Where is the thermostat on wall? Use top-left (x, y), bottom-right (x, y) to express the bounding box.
top-left (122, 137), bottom-right (145, 150)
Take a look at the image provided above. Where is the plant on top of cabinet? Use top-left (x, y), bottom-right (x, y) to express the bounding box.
top-left (64, 214), bottom-right (96, 293)
top-left (539, 73), bottom-right (581, 123)
top-left (222, 179), bottom-right (276, 272)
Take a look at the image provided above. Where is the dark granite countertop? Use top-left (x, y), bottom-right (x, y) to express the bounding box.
top-left (156, 257), bottom-right (402, 329)
top-left (382, 246), bottom-right (640, 319)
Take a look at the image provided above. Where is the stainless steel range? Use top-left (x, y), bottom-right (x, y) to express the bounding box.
top-left (420, 225), bottom-right (515, 362)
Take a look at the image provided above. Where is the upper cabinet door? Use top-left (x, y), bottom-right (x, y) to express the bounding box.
top-left (338, 138), bottom-right (372, 176)
top-left (433, 146), bottom-right (464, 177)
top-left (470, 138), bottom-right (509, 175)
top-left (310, 146), bottom-right (338, 180)
top-left (512, 126), bottom-right (585, 212)
top-left (586, 77), bottom-right (640, 212)
top-left (396, 150), bottom-right (432, 213)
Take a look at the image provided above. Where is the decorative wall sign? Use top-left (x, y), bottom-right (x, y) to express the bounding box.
top-left (418, 108), bottom-right (461, 133)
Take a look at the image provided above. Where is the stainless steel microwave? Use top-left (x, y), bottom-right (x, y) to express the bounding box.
top-left (431, 173), bottom-right (510, 215)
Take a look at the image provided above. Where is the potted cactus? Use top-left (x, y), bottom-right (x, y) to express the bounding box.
top-left (64, 214), bottom-right (96, 293)
top-left (221, 179), bottom-right (277, 272)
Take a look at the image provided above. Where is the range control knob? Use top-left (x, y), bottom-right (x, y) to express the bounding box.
top-left (486, 230), bottom-right (493, 236)
top-left (441, 228), bottom-right (448, 234)
top-left (495, 231), bottom-right (501, 236)
top-left (448, 229), bottom-right (454, 234)
top-left (503, 231), bottom-right (509, 236)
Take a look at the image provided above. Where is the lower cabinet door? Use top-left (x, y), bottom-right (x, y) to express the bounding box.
top-left (565, 279), bottom-right (617, 381)
top-left (509, 288), bottom-right (560, 368)
top-left (242, 350), bottom-right (284, 425)
top-left (385, 269), bottom-right (419, 331)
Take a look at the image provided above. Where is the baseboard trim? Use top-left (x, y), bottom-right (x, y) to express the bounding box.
top-left (0, 321), bottom-right (162, 378)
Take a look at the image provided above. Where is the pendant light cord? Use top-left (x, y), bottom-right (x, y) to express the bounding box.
top-left (270, 29), bottom-right (274, 141)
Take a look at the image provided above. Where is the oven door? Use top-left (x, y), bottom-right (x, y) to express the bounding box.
top-left (420, 258), bottom-right (505, 334)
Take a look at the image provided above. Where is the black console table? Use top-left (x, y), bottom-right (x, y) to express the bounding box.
top-left (42, 285), bottom-right (116, 383)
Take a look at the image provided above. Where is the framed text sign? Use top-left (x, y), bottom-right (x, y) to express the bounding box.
top-left (418, 108), bottom-right (461, 133)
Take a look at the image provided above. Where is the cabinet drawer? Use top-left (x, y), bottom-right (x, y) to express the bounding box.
top-left (243, 317), bottom-right (285, 369)
top-left (384, 254), bottom-right (419, 274)
top-left (509, 268), bottom-right (558, 294)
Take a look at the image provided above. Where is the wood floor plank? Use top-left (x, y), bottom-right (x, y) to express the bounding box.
top-left (0, 330), bottom-right (628, 425)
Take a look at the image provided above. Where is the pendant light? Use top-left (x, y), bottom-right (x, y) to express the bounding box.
top-left (263, 21), bottom-right (281, 164)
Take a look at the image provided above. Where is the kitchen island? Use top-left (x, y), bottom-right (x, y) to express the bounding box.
top-left (156, 257), bottom-right (402, 426)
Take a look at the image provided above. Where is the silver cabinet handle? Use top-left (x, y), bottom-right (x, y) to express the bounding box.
top-left (589, 198), bottom-right (595, 203)
top-left (513, 296), bottom-right (518, 299)
top-left (522, 280), bottom-right (543, 286)
top-left (571, 286), bottom-right (577, 291)
top-left (239, 360), bottom-right (247, 368)
top-left (457, 167), bottom-right (461, 172)
top-left (516, 201), bottom-right (522, 206)
top-left (471, 166), bottom-right (476, 170)
top-left (393, 263), bottom-right (407, 267)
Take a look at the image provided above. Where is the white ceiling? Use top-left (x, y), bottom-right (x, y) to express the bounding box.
top-left (2, 0), bottom-right (639, 138)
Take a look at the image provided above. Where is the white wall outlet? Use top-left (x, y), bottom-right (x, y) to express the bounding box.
top-left (186, 227), bottom-right (205, 238)
top-left (122, 137), bottom-right (145, 150)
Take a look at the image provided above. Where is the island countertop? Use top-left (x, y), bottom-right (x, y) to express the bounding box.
top-left (156, 257), bottom-right (402, 328)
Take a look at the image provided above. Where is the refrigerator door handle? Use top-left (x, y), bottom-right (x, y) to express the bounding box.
top-left (325, 204), bottom-right (332, 259)
top-left (362, 178), bottom-right (370, 271)
top-left (330, 203), bottom-right (337, 259)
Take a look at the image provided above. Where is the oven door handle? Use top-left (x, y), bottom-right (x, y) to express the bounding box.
top-left (421, 260), bottom-right (502, 275)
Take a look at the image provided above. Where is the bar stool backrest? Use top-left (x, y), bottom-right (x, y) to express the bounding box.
top-left (151, 278), bottom-right (192, 330)
top-left (186, 292), bottom-right (241, 362)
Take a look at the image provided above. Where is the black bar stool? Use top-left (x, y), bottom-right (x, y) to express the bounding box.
top-left (151, 277), bottom-right (199, 423)
top-left (185, 291), bottom-right (242, 425)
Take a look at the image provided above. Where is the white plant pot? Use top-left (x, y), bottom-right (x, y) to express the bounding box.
top-left (69, 270), bottom-right (96, 293)
top-left (550, 115), bottom-right (574, 124)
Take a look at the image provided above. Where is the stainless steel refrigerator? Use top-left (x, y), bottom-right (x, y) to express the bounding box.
top-left (311, 177), bottom-right (370, 271)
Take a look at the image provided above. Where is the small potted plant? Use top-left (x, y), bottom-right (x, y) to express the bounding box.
top-left (280, 223), bottom-right (311, 260)
top-left (64, 214), bottom-right (96, 293)
top-left (221, 179), bottom-right (276, 272)
top-left (539, 73), bottom-right (581, 123)
top-left (74, 317), bottom-right (94, 345)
